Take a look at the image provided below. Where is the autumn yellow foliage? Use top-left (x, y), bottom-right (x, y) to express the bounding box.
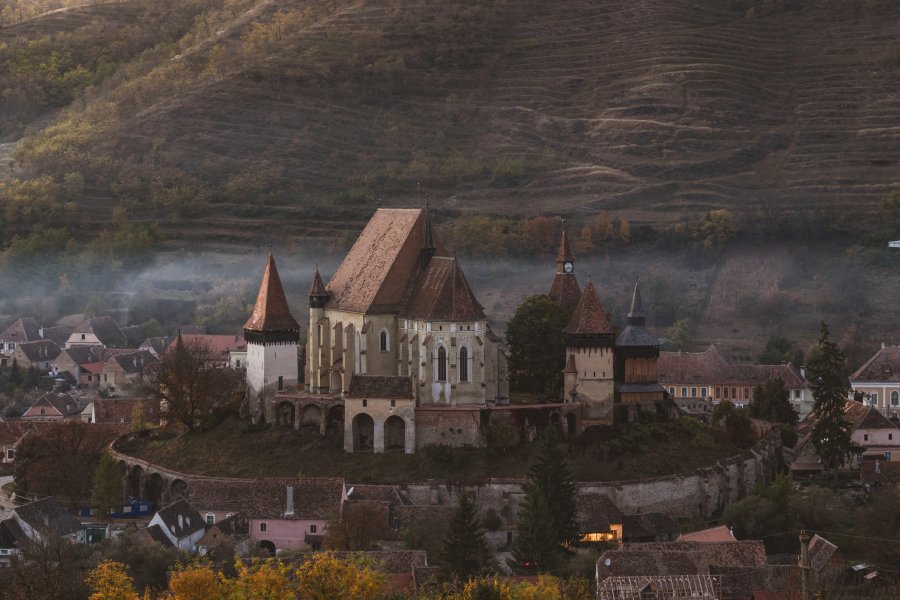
top-left (86, 561), bottom-right (140, 600)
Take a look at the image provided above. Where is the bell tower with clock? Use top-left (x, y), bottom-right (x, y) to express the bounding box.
top-left (548, 221), bottom-right (582, 316)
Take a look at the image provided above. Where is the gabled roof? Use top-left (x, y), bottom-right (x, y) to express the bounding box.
top-left (14, 497), bottom-right (81, 539)
top-left (842, 400), bottom-right (898, 431)
top-left (167, 335), bottom-right (246, 357)
top-left (139, 337), bottom-right (171, 357)
top-left (0, 421), bottom-right (44, 445)
top-left (155, 499), bottom-right (205, 539)
top-left (59, 345), bottom-right (104, 366)
top-left (325, 208), bottom-right (447, 314)
top-left (596, 541), bottom-right (768, 580)
top-left (16, 340), bottom-right (61, 363)
top-left (0, 318), bottom-right (41, 344)
top-left (120, 326), bottom-right (145, 348)
top-left (575, 493), bottom-right (622, 534)
top-left (658, 345), bottom-right (806, 388)
top-left (807, 534), bottom-right (838, 574)
top-left (27, 393), bottom-right (81, 417)
top-left (563, 280), bottom-right (615, 336)
top-left (144, 524), bottom-right (175, 547)
top-left (244, 254), bottom-right (300, 332)
top-left (678, 525), bottom-right (737, 543)
top-left (622, 512), bottom-right (679, 540)
top-left (72, 316), bottom-right (127, 348)
top-left (188, 477), bottom-right (345, 520)
top-left (107, 350), bottom-right (157, 374)
top-left (39, 326), bottom-right (72, 348)
top-left (401, 257), bottom-right (484, 321)
top-left (346, 375), bottom-right (413, 399)
top-left (92, 398), bottom-right (141, 424)
top-left (851, 344), bottom-right (900, 383)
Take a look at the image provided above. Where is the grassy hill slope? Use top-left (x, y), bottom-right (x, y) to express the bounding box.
top-left (5, 0), bottom-right (898, 248)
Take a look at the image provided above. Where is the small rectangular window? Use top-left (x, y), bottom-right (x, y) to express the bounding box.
top-left (390, 399), bottom-right (395, 408)
top-left (206, 514), bottom-right (215, 525)
top-left (260, 522), bottom-right (267, 533)
top-left (864, 434), bottom-right (869, 442)
top-left (691, 387), bottom-right (697, 398)
top-left (668, 387), bottom-right (675, 395)
top-left (278, 376), bottom-right (284, 391)
top-left (680, 387), bottom-right (687, 398)
top-left (715, 387), bottom-right (721, 398)
top-left (886, 452), bottom-right (892, 461)
top-left (310, 524), bottom-right (317, 533)
top-left (700, 387), bottom-right (707, 398)
top-left (724, 387), bottom-right (729, 399)
top-left (362, 399), bottom-right (367, 407)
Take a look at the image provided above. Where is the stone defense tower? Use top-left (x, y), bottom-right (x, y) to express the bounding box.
top-left (548, 226), bottom-right (581, 316)
top-left (562, 280), bottom-right (617, 428)
top-left (244, 254), bottom-right (301, 423)
top-left (305, 267), bottom-right (329, 394)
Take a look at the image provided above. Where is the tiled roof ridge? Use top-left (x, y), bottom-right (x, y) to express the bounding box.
top-left (244, 254), bottom-right (300, 332)
top-left (851, 344), bottom-right (899, 382)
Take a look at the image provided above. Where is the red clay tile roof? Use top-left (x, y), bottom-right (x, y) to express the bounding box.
top-left (82, 362), bottom-right (104, 374)
top-left (678, 525), bottom-right (736, 542)
top-left (325, 208), bottom-right (447, 314)
top-left (549, 274), bottom-right (581, 315)
top-left (308, 267), bottom-right (328, 298)
top-left (243, 254), bottom-right (300, 332)
top-left (401, 257), bottom-right (485, 321)
top-left (658, 345), bottom-right (806, 388)
top-left (563, 280), bottom-right (615, 335)
top-left (575, 493), bottom-right (622, 534)
top-left (0, 318), bottom-right (41, 344)
top-left (851, 344), bottom-right (900, 383)
top-left (91, 398), bottom-right (142, 424)
top-left (188, 477), bottom-right (344, 520)
top-left (346, 375), bottom-right (414, 399)
top-left (168, 335), bottom-right (247, 357)
top-left (556, 229), bottom-right (574, 263)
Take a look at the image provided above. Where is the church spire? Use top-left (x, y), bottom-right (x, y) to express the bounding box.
top-left (556, 222), bottom-right (574, 274)
top-left (244, 253), bottom-right (300, 333)
top-left (421, 202), bottom-right (436, 268)
top-left (308, 266), bottom-right (329, 309)
top-left (627, 277), bottom-right (645, 326)
top-left (549, 220), bottom-right (581, 315)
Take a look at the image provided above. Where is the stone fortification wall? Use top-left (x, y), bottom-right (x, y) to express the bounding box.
top-left (399, 433), bottom-right (780, 521)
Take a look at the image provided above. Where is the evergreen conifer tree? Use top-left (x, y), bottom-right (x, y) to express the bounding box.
top-left (511, 431), bottom-right (578, 573)
top-left (808, 322), bottom-right (854, 475)
top-left (439, 492), bottom-right (489, 581)
top-left (92, 452), bottom-right (124, 520)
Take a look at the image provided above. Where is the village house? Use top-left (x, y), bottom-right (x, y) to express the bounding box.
top-left (167, 334), bottom-right (246, 367)
top-left (54, 345), bottom-right (105, 386)
top-left (20, 392), bottom-right (82, 421)
top-left (791, 400), bottom-right (900, 477)
top-left (38, 325), bottom-right (73, 349)
top-left (146, 499), bottom-right (207, 553)
top-left (0, 318), bottom-right (41, 366)
top-left (65, 316), bottom-right (128, 349)
top-left (0, 498), bottom-right (84, 549)
top-left (621, 512), bottom-right (679, 543)
top-left (196, 513), bottom-right (250, 559)
top-left (678, 525), bottom-right (737, 543)
top-left (850, 343), bottom-right (900, 418)
top-left (138, 336), bottom-right (171, 358)
top-left (100, 350), bottom-right (156, 392)
top-left (12, 339), bottom-right (61, 372)
top-left (0, 421), bottom-right (42, 464)
top-left (576, 493), bottom-right (623, 543)
top-left (657, 345), bottom-right (813, 417)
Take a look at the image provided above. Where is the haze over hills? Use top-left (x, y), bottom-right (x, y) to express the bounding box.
top-left (2, 0), bottom-right (898, 249)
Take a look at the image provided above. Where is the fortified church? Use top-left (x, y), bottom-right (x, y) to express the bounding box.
top-left (242, 208), bottom-right (667, 453)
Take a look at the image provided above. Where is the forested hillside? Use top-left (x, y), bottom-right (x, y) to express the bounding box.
top-left (1, 0), bottom-right (898, 251)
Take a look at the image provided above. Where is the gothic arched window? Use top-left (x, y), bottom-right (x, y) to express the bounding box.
top-left (380, 329), bottom-right (389, 352)
top-left (459, 347), bottom-right (469, 382)
top-left (437, 346), bottom-right (447, 382)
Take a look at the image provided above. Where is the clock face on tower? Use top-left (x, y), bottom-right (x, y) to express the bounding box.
top-left (563, 261), bottom-right (573, 274)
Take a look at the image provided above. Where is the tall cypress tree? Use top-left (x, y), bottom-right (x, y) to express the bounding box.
top-left (439, 492), bottom-right (489, 582)
top-left (511, 431), bottom-right (578, 573)
top-left (808, 322), bottom-right (854, 475)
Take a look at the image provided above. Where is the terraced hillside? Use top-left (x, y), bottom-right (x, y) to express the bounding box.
top-left (9, 0), bottom-right (900, 247)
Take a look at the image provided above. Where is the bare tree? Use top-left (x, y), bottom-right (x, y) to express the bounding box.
top-left (146, 335), bottom-right (243, 433)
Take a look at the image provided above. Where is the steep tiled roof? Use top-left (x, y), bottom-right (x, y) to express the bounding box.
top-left (108, 350), bottom-right (157, 374)
top-left (575, 493), bottom-right (622, 534)
top-left (843, 400), bottom-right (898, 431)
top-left (807, 534), bottom-right (838, 574)
top-left (563, 280), bottom-right (615, 336)
top-left (658, 345), bottom-right (806, 388)
top-left (851, 344), bottom-right (900, 383)
top-left (243, 254), bottom-right (300, 332)
top-left (346, 375), bottom-right (413, 399)
top-left (92, 398), bottom-right (142, 424)
top-left (139, 337), bottom-right (171, 357)
top-left (596, 541), bottom-right (768, 580)
top-left (17, 340), bottom-right (60, 363)
top-left (120, 326), bottom-right (145, 348)
top-left (39, 326), bottom-right (72, 348)
top-left (401, 257), bottom-right (484, 321)
top-left (0, 421), bottom-right (44, 445)
top-left (622, 512), bottom-right (679, 541)
top-left (308, 267), bottom-right (328, 298)
top-left (325, 208), bottom-right (447, 314)
top-left (155, 499), bottom-right (205, 539)
top-left (549, 274), bottom-right (581, 315)
top-left (73, 316), bottom-right (127, 348)
top-left (556, 229), bottom-right (574, 263)
top-left (27, 393), bottom-right (81, 417)
top-left (188, 477), bottom-right (344, 520)
top-left (14, 497), bottom-right (81, 538)
top-left (0, 318), bottom-right (41, 344)
top-left (59, 345), bottom-right (104, 366)
top-left (144, 524), bottom-right (174, 547)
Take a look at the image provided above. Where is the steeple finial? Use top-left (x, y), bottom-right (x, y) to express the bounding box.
top-left (627, 276), bottom-right (646, 326)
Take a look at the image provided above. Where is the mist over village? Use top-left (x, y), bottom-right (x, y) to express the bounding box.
top-left (0, 1), bottom-right (898, 599)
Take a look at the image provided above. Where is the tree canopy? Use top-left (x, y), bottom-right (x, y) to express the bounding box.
top-left (808, 322), bottom-right (854, 473)
top-left (440, 492), bottom-right (490, 582)
top-left (750, 378), bottom-right (799, 427)
top-left (506, 295), bottom-right (567, 397)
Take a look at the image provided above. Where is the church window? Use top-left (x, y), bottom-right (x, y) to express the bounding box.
top-left (437, 346), bottom-right (447, 382)
top-left (380, 330), bottom-right (389, 352)
top-left (459, 347), bottom-right (469, 382)
top-left (278, 376), bottom-right (284, 391)
top-left (892, 391), bottom-right (899, 406)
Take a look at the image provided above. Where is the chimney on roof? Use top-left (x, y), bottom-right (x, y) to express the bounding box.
top-left (285, 485), bottom-right (294, 517)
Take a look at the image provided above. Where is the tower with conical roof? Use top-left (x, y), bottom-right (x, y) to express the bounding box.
top-left (614, 279), bottom-right (666, 421)
top-left (548, 226), bottom-right (581, 316)
top-left (306, 266), bottom-right (330, 393)
top-left (562, 279), bottom-right (616, 428)
top-left (244, 254), bottom-right (301, 422)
